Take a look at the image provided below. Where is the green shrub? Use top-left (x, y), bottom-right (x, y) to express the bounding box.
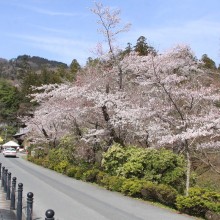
top-left (121, 178), bottom-right (146, 197)
top-left (154, 184), bottom-right (178, 207)
top-left (100, 175), bottom-right (126, 192)
top-left (108, 176), bottom-right (126, 192)
top-left (99, 175), bottom-right (112, 189)
top-left (41, 158), bottom-right (50, 168)
top-left (75, 167), bottom-right (87, 180)
top-left (176, 187), bottom-right (220, 217)
top-left (58, 135), bottom-right (76, 163)
top-left (101, 144), bottom-right (127, 175)
top-left (141, 182), bottom-right (178, 207)
top-left (27, 155), bottom-right (34, 162)
top-left (33, 158), bottom-right (44, 166)
top-left (66, 166), bottom-right (79, 177)
top-left (102, 144), bottom-right (186, 192)
top-left (82, 169), bottom-right (99, 182)
top-left (48, 148), bottom-right (69, 170)
top-left (96, 171), bottom-right (109, 185)
top-left (118, 161), bottom-right (144, 178)
top-left (54, 160), bottom-right (70, 174)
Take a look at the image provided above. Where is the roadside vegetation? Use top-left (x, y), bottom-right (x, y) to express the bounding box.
top-left (27, 142), bottom-right (220, 219)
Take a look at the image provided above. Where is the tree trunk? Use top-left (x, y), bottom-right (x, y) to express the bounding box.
top-left (101, 105), bottom-right (125, 147)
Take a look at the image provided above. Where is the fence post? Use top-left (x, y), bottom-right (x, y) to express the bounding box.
top-left (1, 166), bottom-right (5, 187)
top-left (26, 192), bottom-right (34, 220)
top-left (45, 209), bottom-right (55, 220)
top-left (4, 169), bottom-right (8, 192)
top-left (17, 183), bottom-right (23, 220)
top-left (6, 172), bottom-right (11, 200)
top-left (10, 177), bottom-right (16, 210)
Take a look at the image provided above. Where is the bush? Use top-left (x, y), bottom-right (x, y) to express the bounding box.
top-left (101, 144), bottom-right (127, 175)
top-left (66, 166), bottom-right (79, 177)
top-left (33, 158), bottom-right (44, 166)
top-left (41, 158), bottom-right (50, 168)
top-left (54, 160), bottom-right (70, 174)
top-left (96, 171), bottom-right (109, 185)
top-left (66, 166), bottom-right (87, 179)
top-left (176, 187), bottom-right (220, 217)
top-left (48, 148), bottom-right (69, 170)
top-left (121, 178), bottom-right (146, 197)
top-left (58, 135), bottom-right (76, 163)
top-left (100, 175), bottom-right (126, 192)
top-left (102, 144), bottom-right (186, 192)
top-left (27, 155), bottom-right (34, 162)
top-left (75, 167), bottom-right (87, 180)
top-left (141, 182), bottom-right (178, 207)
top-left (82, 169), bottom-right (99, 182)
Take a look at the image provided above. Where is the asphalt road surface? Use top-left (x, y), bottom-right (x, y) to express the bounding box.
top-left (0, 153), bottom-right (196, 220)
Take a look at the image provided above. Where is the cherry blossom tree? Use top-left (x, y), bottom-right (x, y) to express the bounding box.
top-left (120, 45), bottom-right (220, 194)
top-left (21, 1), bottom-right (220, 195)
top-left (22, 44), bottom-right (220, 194)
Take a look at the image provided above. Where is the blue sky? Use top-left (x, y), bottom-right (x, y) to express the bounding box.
top-left (0, 0), bottom-right (219, 66)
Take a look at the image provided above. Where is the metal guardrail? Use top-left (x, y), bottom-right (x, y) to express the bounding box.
top-left (0, 162), bottom-right (55, 220)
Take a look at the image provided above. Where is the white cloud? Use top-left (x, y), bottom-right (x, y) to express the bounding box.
top-left (11, 34), bottom-right (95, 65)
top-left (16, 4), bottom-right (87, 17)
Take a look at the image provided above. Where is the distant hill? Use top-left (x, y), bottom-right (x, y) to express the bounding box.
top-left (16, 55), bottom-right (68, 69)
top-left (0, 55), bottom-right (68, 80)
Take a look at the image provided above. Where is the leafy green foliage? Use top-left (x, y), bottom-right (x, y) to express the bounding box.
top-left (54, 160), bottom-right (70, 174)
top-left (0, 79), bottom-right (22, 122)
top-left (134, 36), bottom-right (156, 56)
top-left (101, 144), bottom-right (127, 175)
top-left (58, 135), bottom-right (76, 163)
top-left (96, 171), bottom-right (109, 185)
top-left (0, 125), bottom-right (17, 142)
top-left (47, 148), bottom-right (69, 171)
top-left (141, 182), bottom-right (178, 207)
top-left (21, 68), bottom-right (62, 96)
top-left (121, 178), bottom-right (146, 197)
top-left (66, 166), bottom-right (79, 177)
top-left (102, 144), bottom-right (186, 191)
top-left (99, 174), bottom-right (126, 192)
top-left (176, 187), bottom-right (220, 217)
top-left (86, 57), bottom-right (100, 67)
top-left (74, 167), bottom-right (87, 180)
top-left (69, 59), bottom-right (81, 80)
top-left (201, 54), bottom-right (216, 69)
top-left (82, 169), bottom-right (100, 182)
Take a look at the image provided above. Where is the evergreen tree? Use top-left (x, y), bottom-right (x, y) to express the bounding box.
top-left (201, 54), bottom-right (216, 69)
top-left (40, 67), bottom-right (62, 85)
top-left (134, 36), bottom-right (156, 56)
top-left (120, 42), bottom-right (133, 58)
top-left (69, 59), bottom-right (81, 80)
top-left (86, 57), bottom-right (99, 67)
top-left (0, 79), bottom-right (21, 122)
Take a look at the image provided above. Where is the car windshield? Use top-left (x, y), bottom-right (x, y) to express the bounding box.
top-left (5, 148), bottom-right (16, 151)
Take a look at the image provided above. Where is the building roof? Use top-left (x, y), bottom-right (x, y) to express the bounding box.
top-left (13, 128), bottom-right (29, 137)
top-left (2, 141), bottom-right (19, 147)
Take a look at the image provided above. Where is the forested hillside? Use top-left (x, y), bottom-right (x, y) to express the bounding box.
top-left (0, 55), bottom-right (81, 140)
top-left (0, 55), bottom-right (68, 79)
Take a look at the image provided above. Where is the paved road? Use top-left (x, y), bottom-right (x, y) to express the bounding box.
top-left (0, 153), bottom-right (195, 220)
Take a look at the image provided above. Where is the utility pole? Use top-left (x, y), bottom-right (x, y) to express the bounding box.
top-left (4, 128), bottom-right (7, 141)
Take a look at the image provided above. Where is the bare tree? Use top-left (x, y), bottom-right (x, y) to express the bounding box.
top-left (91, 2), bottom-right (131, 90)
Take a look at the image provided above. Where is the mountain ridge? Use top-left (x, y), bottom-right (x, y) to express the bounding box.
top-left (0, 54), bottom-right (68, 80)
